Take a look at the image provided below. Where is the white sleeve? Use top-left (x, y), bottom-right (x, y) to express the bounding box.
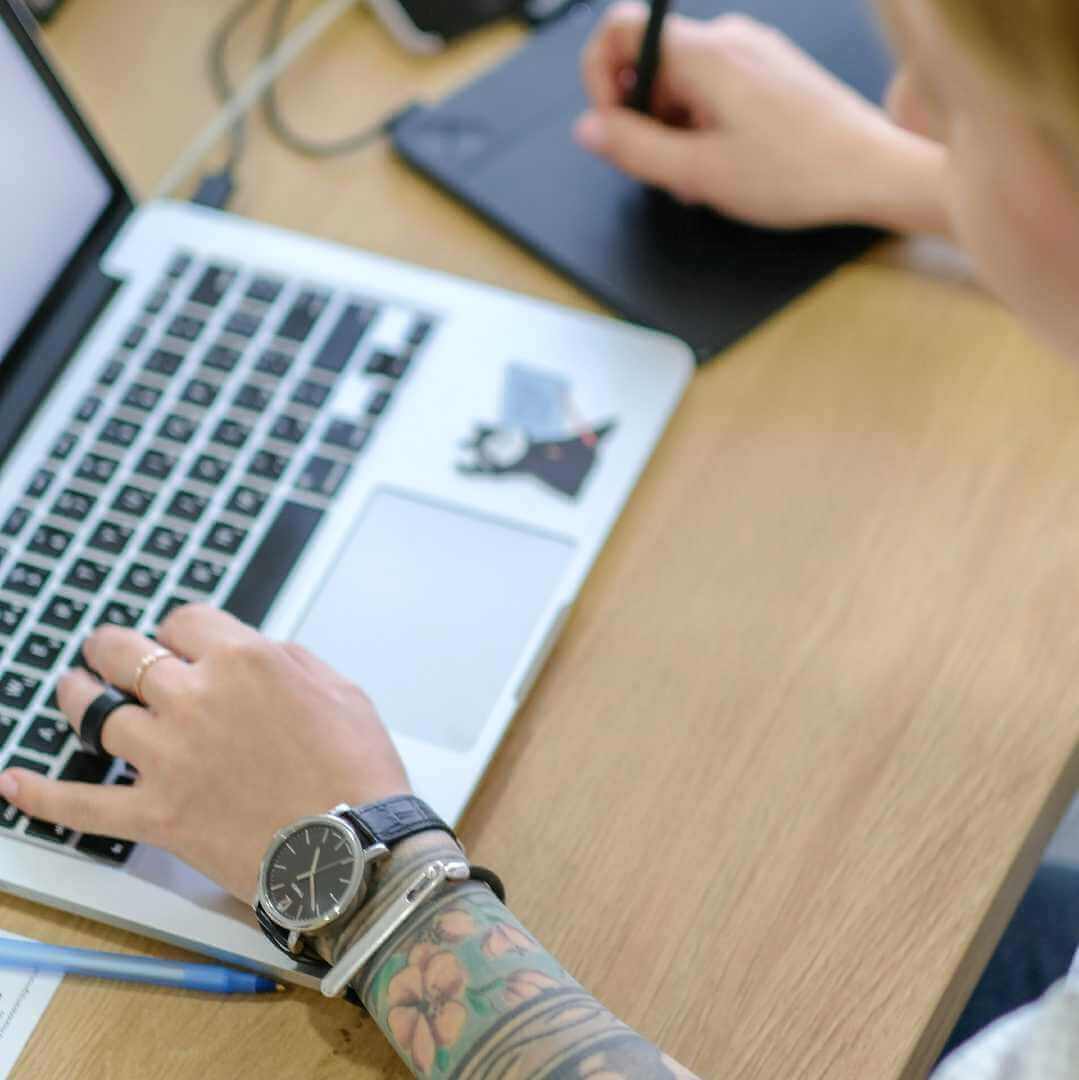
top-left (931, 962), bottom-right (1079, 1080)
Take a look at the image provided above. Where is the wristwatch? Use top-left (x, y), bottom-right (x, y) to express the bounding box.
top-left (254, 795), bottom-right (456, 977)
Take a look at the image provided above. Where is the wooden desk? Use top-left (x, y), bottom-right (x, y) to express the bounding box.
top-left (9, 2), bottom-right (1079, 1076)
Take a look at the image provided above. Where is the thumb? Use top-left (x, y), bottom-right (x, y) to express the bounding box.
top-left (574, 108), bottom-right (706, 202)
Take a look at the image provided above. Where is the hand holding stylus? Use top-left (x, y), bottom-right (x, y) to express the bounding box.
top-left (574, 2), bottom-right (949, 232)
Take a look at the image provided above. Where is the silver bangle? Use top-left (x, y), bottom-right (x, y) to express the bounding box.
top-left (320, 858), bottom-right (471, 999)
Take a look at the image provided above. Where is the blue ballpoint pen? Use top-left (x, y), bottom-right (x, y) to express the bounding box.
top-left (0, 938), bottom-right (283, 995)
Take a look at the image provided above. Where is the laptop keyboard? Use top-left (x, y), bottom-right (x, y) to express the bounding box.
top-left (0, 249), bottom-right (437, 866)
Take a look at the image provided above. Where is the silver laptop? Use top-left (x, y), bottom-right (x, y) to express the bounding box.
top-left (0, 2), bottom-right (691, 985)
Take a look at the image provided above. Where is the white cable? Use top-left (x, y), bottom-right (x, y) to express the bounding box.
top-left (153, 0), bottom-right (361, 200)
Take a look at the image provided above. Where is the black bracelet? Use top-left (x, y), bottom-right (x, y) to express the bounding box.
top-left (469, 864), bottom-right (506, 904)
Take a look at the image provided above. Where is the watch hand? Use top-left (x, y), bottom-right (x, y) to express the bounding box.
top-left (310, 873), bottom-right (316, 910)
top-left (312, 858), bottom-right (355, 875)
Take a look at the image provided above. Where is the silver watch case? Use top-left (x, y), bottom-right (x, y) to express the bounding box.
top-left (255, 804), bottom-right (390, 951)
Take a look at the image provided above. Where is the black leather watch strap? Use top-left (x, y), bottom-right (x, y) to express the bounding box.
top-left (345, 795), bottom-right (456, 849)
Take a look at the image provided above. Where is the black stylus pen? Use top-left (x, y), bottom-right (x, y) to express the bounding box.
top-left (629, 0), bottom-right (672, 114)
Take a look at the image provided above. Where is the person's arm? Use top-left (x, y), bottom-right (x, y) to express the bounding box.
top-left (340, 831), bottom-right (700, 1079)
top-left (0, 607), bottom-right (698, 1079)
top-left (575, 2), bottom-right (953, 238)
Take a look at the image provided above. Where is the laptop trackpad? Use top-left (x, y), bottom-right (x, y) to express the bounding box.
top-left (293, 489), bottom-right (575, 753)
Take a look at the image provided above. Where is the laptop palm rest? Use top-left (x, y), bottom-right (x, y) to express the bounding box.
top-left (293, 489), bottom-right (575, 754)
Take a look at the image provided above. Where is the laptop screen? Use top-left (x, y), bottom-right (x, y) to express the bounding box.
top-left (0, 11), bottom-right (112, 363)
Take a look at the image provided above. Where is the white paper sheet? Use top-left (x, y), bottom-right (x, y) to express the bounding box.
top-left (0, 933), bottom-right (63, 1078)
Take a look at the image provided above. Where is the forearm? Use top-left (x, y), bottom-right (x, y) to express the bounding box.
top-left (346, 834), bottom-right (699, 1080)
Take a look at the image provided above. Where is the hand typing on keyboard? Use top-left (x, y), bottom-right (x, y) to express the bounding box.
top-left (0, 604), bottom-right (410, 902)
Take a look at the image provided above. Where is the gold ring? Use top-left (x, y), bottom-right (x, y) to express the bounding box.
top-left (132, 647), bottom-right (175, 706)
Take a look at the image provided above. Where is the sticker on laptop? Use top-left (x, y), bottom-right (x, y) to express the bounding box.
top-left (457, 364), bottom-right (616, 499)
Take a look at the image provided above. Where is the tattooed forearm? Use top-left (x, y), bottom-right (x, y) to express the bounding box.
top-left (349, 836), bottom-right (699, 1080)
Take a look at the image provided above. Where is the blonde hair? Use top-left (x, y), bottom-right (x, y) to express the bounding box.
top-left (930, 0), bottom-right (1079, 161)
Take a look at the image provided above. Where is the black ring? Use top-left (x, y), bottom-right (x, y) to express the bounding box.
top-left (80, 687), bottom-right (139, 759)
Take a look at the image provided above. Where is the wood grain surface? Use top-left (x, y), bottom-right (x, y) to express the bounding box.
top-left (8, 1), bottom-right (1079, 1076)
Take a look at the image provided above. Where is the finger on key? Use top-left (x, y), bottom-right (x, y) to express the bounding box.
top-left (81, 626), bottom-right (188, 709)
top-left (0, 768), bottom-right (143, 843)
top-left (156, 602), bottom-right (263, 662)
top-left (57, 668), bottom-right (152, 764)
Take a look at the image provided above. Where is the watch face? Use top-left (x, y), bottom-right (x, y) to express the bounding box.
top-left (259, 816), bottom-right (365, 931)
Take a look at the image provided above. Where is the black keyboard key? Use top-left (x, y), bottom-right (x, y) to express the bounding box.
top-left (296, 456), bottom-right (347, 498)
top-left (0, 600), bottom-right (28, 637)
top-left (367, 390), bottom-right (392, 417)
top-left (408, 318), bottom-right (434, 347)
top-left (233, 383), bottom-right (272, 412)
top-left (226, 503), bottom-right (324, 630)
top-left (324, 420), bottom-right (370, 454)
top-left (312, 304), bottom-right (372, 374)
top-left (0, 673), bottom-right (40, 711)
top-left (20, 715), bottom-right (71, 756)
top-left (4, 563), bottom-right (49, 597)
top-left (27, 525), bottom-right (73, 560)
top-left (225, 310), bottom-right (262, 338)
top-left (98, 601), bottom-right (145, 628)
top-left (225, 502), bottom-right (323, 627)
top-left (204, 343), bottom-right (241, 373)
top-left (0, 800), bottom-right (20, 829)
top-left (248, 450), bottom-right (289, 481)
top-left (156, 596), bottom-right (189, 626)
top-left (203, 522), bottom-right (248, 556)
top-left (247, 276), bottom-right (283, 304)
top-left (98, 356), bottom-right (126, 387)
top-left (0, 715), bottom-right (15, 752)
top-left (212, 418), bottom-right (251, 450)
top-left (1, 506), bottom-right (31, 537)
top-left (118, 564), bottom-right (164, 599)
top-left (166, 252), bottom-right (192, 278)
top-left (166, 490), bottom-right (208, 523)
top-left (181, 379), bottom-right (218, 408)
top-left (8, 756), bottom-right (48, 776)
top-left (40, 595), bottom-right (87, 633)
top-left (225, 486), bottom-right (266, 518)
top-left (15, 634), bottom-right (64, 672)
top-left (189, 454), bottom-right (230, 485)
top-left (158, 413), bottom-right (197, 445)
top-left (291, 380), bottom-right (330, 409)
top-left (65, 558), bottom-right (110, 594)
top-left (99, 417), bottom-right (140, 449)
top-left (50, 431), bottom-right (79, 461)
top-left (26, 818), bottom-right (71, 844)
top-left (180, 560), bottom-right (224, 594)
top-left (59, 750), bottom-right (109, 785)
top-left (144, 526), bottom-right (187, 560)
top-left (123, 324), bottom-right (147, 350)
top-left (76, 453), bottom-right (118, 486)
top-left (190, 265), bottom-right (236, 307)
top-left (277, 290), bottom-right (328, 342)
top-left (167, 314), bottom-right (205, 343)
top-left (112, 485), bottom-right (156, 517)
top-left (122, 382), bottom-right (162, 412)
top-left (269, 415), bottom-right (309, 444)
top-left (75, 395), bottom-right (102, 424)
top-left (145, 349), bottom-right (184, 377)
top-left (135, 448), bottom-right (177, 482)
top-left (52, 489), bottom-right (95, 522)
top-left (25, 468), bottom-right (55, 499)
top-left (88, 520), bottom-right (133, 556)
top-left (255, 350), bottom-right (293, 378)
top-left (77, 833), bottom-right (135, 863)
top-left (144, 287), bottom-right (169, 315)
top-left (365, 351), bottom-right (410, 380)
